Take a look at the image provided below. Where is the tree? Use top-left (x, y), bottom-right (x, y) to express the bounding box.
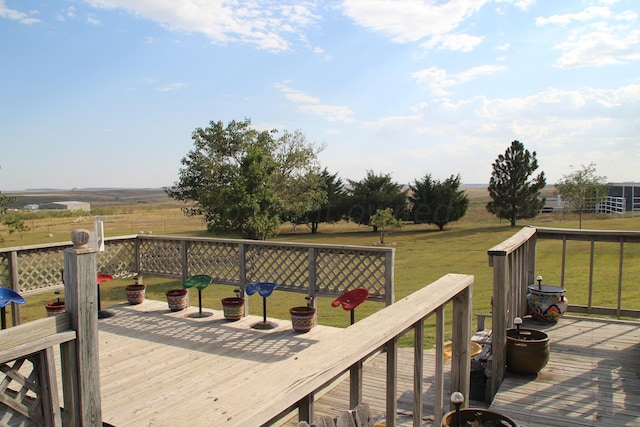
top-left (3, 215), bottom-right (28, 238)
top-left (346, 171), bottom-right (408, 231)
top-left (487, 140), bottom-right (546, 226)
top-left (370, 207), bottom-right (403, 244)
top-left (166, 118), bottom-right (323, 240)
top-left (274, 130), bottom-right (327, 227)
top-left (296, 169), bottom-right (347, 234)
top-left (409, 173), bottom-right (469, 231)
top-left (555, 162), bottom-right (608, 229)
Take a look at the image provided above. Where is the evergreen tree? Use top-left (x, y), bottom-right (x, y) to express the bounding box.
top-left (487, 140), bottom-right (546, 226)
top-left (409, 173), bottom-right (469, 231)
top-left (346, 171), bottom-right (407, 231)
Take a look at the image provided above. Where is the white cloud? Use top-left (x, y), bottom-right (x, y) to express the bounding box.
top-left (342, 0), bottom-right (487, 44)
top-left (412, 65), bottom-right (506, 96)
top-left (421, 33), bottom-right (484, 52)
top-left (536, 6), bottom-right (613, 25)
top-left (275, 83), bottom-right (356, 123)
top-left (494, 0), bottom-right (537, 11)
top-left (80, 0), bottom-right (321, 52)
top-left (555, 26), bottom-right (640, 68)
top-left (535, 6), bottom-right (640, 68)
top-left (0, 0), bottom-right (39, 24)
top-left (157, 82), bottom-right (188, 92)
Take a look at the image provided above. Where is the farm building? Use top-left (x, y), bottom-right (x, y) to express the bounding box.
top-left (39, 201), bottom-right (90, 212)
top-left (608, 182), bottom-right (640, 212)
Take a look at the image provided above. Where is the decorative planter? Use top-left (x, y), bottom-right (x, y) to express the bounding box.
top-left (166, 289), bottom-right (188, 312)
top-left (45, 301), bottom-right (66, 316)
top-left (527, 284), bottom-right (568, 322)
top-left (125, 284), bottom-right (146, 305)
top-left (290, 306), bottom-right (316, 333)
top-left (506, 328), bottom-right (550, 375)
top-left (442, 408), bottom-right (518, 427)
top-left (221, 297), bottom-right (245, 321)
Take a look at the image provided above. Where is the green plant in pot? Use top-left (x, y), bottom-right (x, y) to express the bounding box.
top-left (442, 392), bottom-right (519, 427)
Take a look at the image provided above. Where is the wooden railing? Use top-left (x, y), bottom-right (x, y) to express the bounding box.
top-left (486, 225), bottom-right (640, 403)
top-left (0, 230), bottom-right (102, 426)
top-left (211, 273), bottom-right (474, 427)
top-left (0, 235), bottom-right (394, 326)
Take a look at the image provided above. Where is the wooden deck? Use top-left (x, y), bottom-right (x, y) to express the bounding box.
top-left (90, 305), bottom-right (640, 426)
top-left (490, 316), bottom-right (640, 427)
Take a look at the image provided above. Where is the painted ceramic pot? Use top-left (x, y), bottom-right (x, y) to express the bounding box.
top-left (166, 289), bottom-right (188, 311)
top-left (221, 297), bottom-right (245, 321)
top-left (527, 284), bottom-right (568, 322)
top-left (125, 284), bottom-right (146, 305)
top-left (290, 306), bottom-right (316, 333)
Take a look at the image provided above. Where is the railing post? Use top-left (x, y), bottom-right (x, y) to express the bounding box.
top-left (386, 337), bottom-right (398, 427)
top-left (413, 318), bottom-right (424, 427)
top-left (239, 243), bottom-right (248, 315)
top-left (308, 248), bottom-right (317, 308)
top-left (490, 254), bottom-right (507, 403)
top-left (434, 307), bottom-right (445, 426)
top-left (8, 251), bottom-right (21, 326)
top-left (63, 229), bottom-right (102, 426)
top-left (451, 284), bottom-right (472, 410)
top-left (385, 251), bottom-right (395, 306)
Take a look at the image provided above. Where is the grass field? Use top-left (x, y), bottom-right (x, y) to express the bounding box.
top-left (2, 187), bottom-right (638, 347)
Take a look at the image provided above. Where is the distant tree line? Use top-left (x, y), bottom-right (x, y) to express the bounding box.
top-left (165, 119), bottom-right (607, 240)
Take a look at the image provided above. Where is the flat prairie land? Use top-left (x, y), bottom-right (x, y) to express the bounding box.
top-left (2, 186), bottom-right (638, 346)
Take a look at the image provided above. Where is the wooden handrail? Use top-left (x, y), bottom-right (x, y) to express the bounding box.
top-left (207, 273), bottom-right (474, 427)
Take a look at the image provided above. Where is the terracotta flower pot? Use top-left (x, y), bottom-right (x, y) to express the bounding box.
top-left (442, 408), bottom-right (518, 427)
top-left (290, 306), bottom-right (316, 333)
top-left (221, 297), bottom-right (245, 321)
top-left (45, 301), bottom-right (65, 316)
top-left (125, 284), bottom-right (146, 305)
top-left (506, 328), bottom-right (550, 375)
top-left (166, 289), bottom-right (188, 311)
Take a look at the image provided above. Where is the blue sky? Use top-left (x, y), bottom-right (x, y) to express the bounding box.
top-left (1, 0), bottom-right (638, 191)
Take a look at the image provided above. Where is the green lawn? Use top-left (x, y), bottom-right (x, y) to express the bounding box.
top-left (5, 205), bottom-right (639, 348)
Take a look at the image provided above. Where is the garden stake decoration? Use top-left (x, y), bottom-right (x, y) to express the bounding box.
top-left (450, 391), bottom-right (464, 427)
top-left (514, 316), bottom-right (523, 339)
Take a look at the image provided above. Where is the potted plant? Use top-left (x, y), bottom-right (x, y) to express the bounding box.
top-left (45, 291), bottom-right (65, 316)
top-left (506, 317), bottom-right (550, 375)
top-left (125, 276), bottom-right (146, 305)
top-left (221, 289), bottom-right (245, 321)
top-left (165, 289), bottom-right (188, 311)
top-left (290, 296), bottom-right (316, 333)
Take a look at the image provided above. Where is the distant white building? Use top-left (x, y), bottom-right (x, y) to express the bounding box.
top-left (40, 201), bottom-right (90, 212)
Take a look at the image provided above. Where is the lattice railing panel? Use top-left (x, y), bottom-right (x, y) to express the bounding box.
top-left (139, 238), bottom-right (183, 277)
top-left (17, 246), bottom-right (69, 294)
top-left (0, 355), bottom-right (44, 425)
top-left (99, 239), bottom-right (136, 278)
top-left (188, 241), bottom-right (240, 284)
top-left (0, 254), bottom-right (9, 288)
top-left (316, 248), bottom-right (387, 299)
top-left (245, 245), bottom-right (309, 291)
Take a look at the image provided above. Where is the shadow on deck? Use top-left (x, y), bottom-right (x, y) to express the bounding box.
top-left (94, 304), bottom-right (640, 426)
